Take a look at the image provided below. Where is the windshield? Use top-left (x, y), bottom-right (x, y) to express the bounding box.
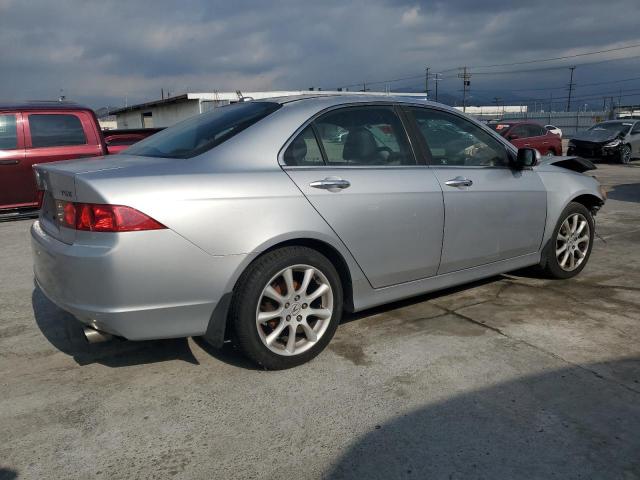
top-left (487, 123), bottom-right (511, 137)
top-left (588, 122), bottom-right (632, 136)
top-left (125, 101), bottom-right (281, 159)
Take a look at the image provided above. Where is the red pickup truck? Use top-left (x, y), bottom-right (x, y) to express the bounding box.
top-left (0, 101), bottom-right (160, 215)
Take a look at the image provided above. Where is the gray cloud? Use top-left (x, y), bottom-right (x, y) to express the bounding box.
top-left (1, 0), bottom-right (639, 108)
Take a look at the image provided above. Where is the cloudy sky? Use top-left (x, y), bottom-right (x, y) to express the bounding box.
top-left (1, 0), bottom-right (639, 109)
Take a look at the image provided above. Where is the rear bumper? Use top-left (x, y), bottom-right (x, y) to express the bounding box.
top-left (31, 221), bottom-right (247, 340)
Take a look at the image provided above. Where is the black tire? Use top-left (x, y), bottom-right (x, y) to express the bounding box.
top-left (540, 202), bottom-right (595, 279)
top-left (620, 144), bottom-right (631, 164)
top-left (230, 246), bottom-right (343, 369)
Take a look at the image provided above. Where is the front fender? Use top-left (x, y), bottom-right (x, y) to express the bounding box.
top-left (536, 167), bottom-right (604, 248)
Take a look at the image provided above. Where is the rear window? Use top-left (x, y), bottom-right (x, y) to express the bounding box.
top-left (29, 114), bottom-right (87, 147)
top-left (125, 101), bottom-right (282, 159)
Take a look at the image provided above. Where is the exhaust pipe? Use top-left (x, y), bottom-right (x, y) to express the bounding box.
top-left (83, 326), bottom-right (113, 343)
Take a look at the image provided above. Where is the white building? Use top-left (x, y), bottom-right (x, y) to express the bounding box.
top-left (111, 91), bottom-right (429, 128)
top-left (454, 105), bottom-right (528, 115)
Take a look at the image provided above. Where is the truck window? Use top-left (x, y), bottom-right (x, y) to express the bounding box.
top-left (29, 114), bottom-right (87, 148)
top-left (0, 114), bottom-right (18, 150)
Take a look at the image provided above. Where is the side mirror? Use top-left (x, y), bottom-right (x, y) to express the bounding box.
top-left (514, 148), bottom-right (540, 169)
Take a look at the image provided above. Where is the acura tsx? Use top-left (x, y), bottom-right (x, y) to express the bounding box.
top-left (31, 95), bottom-right (605, 369)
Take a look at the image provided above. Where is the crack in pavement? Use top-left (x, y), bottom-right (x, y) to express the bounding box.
top-left (428, 282), bottom-right (640, 396)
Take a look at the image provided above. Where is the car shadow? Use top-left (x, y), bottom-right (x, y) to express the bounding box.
top-left (33, 276), bottom-right (509, 370)
top-left (341, 276), bottom-right (503, 324)
top-left (607, 183), bottom-right (640, 203)
top-left (0, 468), bottom-right (18, 480)
top-left (32, 286), bottom-right (200, 367)
top-left (326, 358), bottom-right (640, 479)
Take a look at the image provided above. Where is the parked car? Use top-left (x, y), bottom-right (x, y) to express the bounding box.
top-left (567, 120), bottom-right (640, 164)
top-left (31, 96), bottom-right (605, 369)
top-left (488, 120), bottom-right (562, 156)
top-left (545, 124), bottom-right (562, 138)
top-left (0, 102), bottom-right (159, 215)
top-left (102, 128), bottom-right (163, 154)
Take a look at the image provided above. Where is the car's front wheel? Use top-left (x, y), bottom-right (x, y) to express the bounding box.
top-left (230, 246), bottom-right (342, 369)
top-left (541, 202), bottom-right (594, 279)
top-left (620, 144), bottom-right (632, 164)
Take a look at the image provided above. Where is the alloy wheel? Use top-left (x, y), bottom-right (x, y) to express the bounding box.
top-left (556, 213), bottom-right (590, 272)
top-left (621, 145), bottom-right (631, 164)
top-left (255, 264), bottom-right (333, 356)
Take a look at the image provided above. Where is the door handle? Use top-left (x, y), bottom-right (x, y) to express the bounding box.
top-left (445, 176), bottom-right (473, 188)
top-left (310, 178), bottom-right (351, 192)
top-left (0, 160), bottom-right (19, 166)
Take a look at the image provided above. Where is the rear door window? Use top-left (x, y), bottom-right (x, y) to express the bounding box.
top-left (28, 114), bottom-right (87, 148)
top-left (0, 114), bottom-right (18, 150)
top-left (282, 126), bottom-right (324, 166)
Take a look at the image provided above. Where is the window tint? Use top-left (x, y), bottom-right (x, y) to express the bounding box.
top-left (314, 106), bottom-right (415, 166)
top-left (29, 114), bottom-right (87, 148)
top-left (631, 123), bottom-right (640, 134)
top-left (283, 126), bottom-right (324, 166)
top-left (509, 124), bottom-right (529, 138)
top-left (0, 114), bottom-right (18, 150)
top-left (126, 102), bottom-right (281, 159)
top-left (410, 108), bottom-right (509, 167)
top-left (527, 124), bottom-right (545, 137)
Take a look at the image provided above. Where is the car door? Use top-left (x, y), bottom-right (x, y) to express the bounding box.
top-left (405, 106), bottom-right (547, 274)
top-left (527, 124), bottom-right (553, 154)
top-left (0, 112), bottom-right (28, 208)
top-left (282, 104), bottom-right (445, 288)
top-left (505, 124), bottom-right (530, 149)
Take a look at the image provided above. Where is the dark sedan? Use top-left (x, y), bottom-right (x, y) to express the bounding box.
top-left (567, 120), bottom-right (640, 164)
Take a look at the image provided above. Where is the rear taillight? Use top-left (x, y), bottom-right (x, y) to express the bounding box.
top-left (55, 201), bottom-right (166, 232)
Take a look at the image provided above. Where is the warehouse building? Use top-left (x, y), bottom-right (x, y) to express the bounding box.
top-left (110, 91), bottom-right (429, 128)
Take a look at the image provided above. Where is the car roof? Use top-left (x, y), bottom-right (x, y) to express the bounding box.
top-left (0, 100), bottom-right (92, 112)
top-left (256, 94), bottom-right (434, 107)
top-left (487, 120), bottom-right (541, 126)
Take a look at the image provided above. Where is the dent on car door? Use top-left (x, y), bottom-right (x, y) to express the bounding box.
top-left (282, 105), bottom-right (444, 288)
top-left (406, 107), bottom-right (547, 274)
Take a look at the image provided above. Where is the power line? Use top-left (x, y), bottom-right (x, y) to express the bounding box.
top-left (467, 42), bottom-right (640, 69)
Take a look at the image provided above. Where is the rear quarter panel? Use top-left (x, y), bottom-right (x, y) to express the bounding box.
top-left (75, 163), bottom-right (368, 295)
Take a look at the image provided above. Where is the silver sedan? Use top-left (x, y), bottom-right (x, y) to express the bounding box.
top-left (31, 96), bottom-right (605, 369)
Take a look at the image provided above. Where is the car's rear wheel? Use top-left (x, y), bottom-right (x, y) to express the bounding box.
top-left (230, 246), bottom-right (342, 369)
top-left (620, 144), bottom-right (631, 164)
top-left (541, 202), bottom-right (594, 279)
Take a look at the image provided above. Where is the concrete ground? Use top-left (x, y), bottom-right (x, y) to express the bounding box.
top-left (1, 163), bottom-right (639, 480)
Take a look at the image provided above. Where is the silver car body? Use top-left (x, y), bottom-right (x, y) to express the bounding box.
top-left (31, 96), bottom-right (605, 344)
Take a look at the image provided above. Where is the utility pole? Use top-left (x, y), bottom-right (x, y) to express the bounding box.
top-left (549, 92), bottom-right (553, 112)
top-left (433, 73), bottom-right (441, 102)
top-left (425, 67), bottom-right (430, 98)
top-left (566, 66), bottom-right (576, 112)
top-left (458, 66), bottom-right (471, 112)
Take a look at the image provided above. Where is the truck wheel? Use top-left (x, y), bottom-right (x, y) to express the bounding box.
top-left (230, 246), bottom-right (343, 369)
top-left (540, 202), bottom-right (595, 279)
